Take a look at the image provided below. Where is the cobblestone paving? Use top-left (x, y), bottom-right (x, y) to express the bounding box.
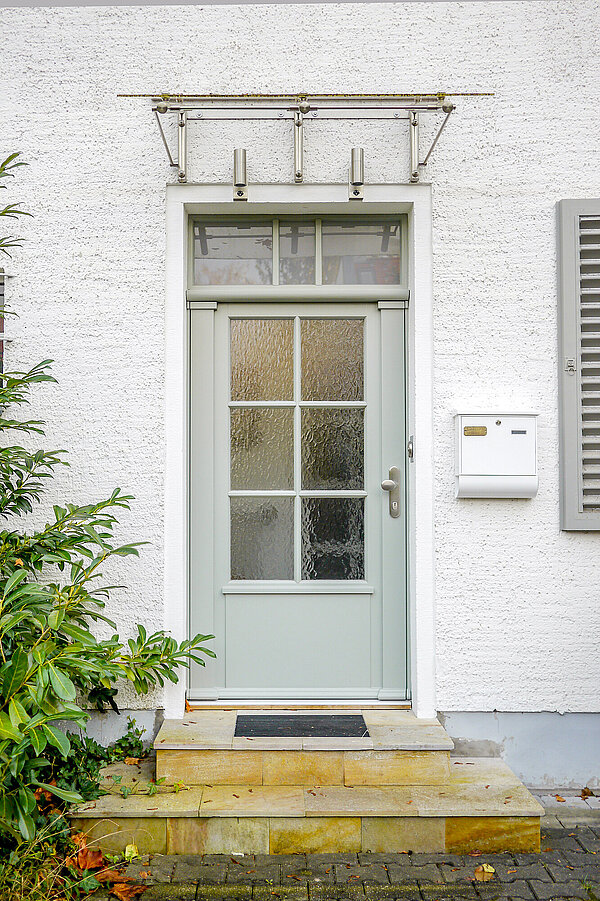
top-left (105, 824), bottom-right (600, 901)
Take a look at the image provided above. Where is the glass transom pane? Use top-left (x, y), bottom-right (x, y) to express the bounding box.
top-left (279, 221), bottom-right (316, 285)
top-left (193, 221), bottom-right (273, 285)
top-left (322, 220), bottom-right (401, 285)
top-left (301, 318), bottom-right (364, 401)
top-left (231, 319), bottom-right (294, 401)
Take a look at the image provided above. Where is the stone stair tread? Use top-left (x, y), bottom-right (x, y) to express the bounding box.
top-left (71, 764), bottom-right (543, 820)
top-left (154, 709), bottom-right (454, 751)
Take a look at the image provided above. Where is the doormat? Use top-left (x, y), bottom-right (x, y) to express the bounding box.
top-left (234, 714), bottom-right (369, 738)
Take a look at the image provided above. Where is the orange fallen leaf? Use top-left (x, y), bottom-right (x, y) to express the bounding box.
top-left (79, 847), bottom-right (105, 870)
top-left (125, 757), bottom-right (140, 766)
top-left (507, 869), bottom-right (516, 873)
top-left (474, 864), bottom-right (495, 882)
top-left (96, 869), bottom-right (131, 883)
top-left (110, 884), bottom-right (148, 900)
top-left (555, 795), bottom-right (566, 802)
top-left (581, 787), bottom-right (594, 799)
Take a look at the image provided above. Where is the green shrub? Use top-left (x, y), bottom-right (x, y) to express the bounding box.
top-left (0, 154), bottom-right (216, 844)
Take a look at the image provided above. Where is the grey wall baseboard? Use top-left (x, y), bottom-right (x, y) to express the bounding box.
top-left (440, 711), bottom-right (600, 789)
top-left (65, 708), bottom-right (165, 749)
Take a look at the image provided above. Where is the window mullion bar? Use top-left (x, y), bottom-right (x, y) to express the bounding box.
top-left (272, 219), bottom-right (280, 286)
top-left (293, 316), bottom-right (302, 582)
top-left (315, 219), bottom-right (323, 286)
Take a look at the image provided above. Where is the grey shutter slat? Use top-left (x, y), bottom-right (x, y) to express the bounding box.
top-left (558, 199), bottom-right (600, 529)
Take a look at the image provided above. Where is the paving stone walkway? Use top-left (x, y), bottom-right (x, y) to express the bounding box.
top-left (94, 820), bottom-right (600, 901)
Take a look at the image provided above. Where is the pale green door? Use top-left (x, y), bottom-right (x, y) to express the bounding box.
top-left (189, 300), bottom-right (408, 700)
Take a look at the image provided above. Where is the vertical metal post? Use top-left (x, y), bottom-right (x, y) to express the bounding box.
top-left (177, 110), bottom-right (187, 183)
top-left (349, 147), bottom-right (364, 200)
top-left (294, 111), bottom-right (304, 183)
top-left (409, 111), bottom-right (420, 183)
top-left (233, 148), bottom-right (248, 201)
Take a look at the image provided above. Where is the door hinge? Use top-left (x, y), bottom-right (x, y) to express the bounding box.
top-left (407, 436), bottom-right (414, 460)
top-left (564, 357), bottom-right (576, 374)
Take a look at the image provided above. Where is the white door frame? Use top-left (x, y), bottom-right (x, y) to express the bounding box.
top-left (163, 182), bottom-right (435, 719)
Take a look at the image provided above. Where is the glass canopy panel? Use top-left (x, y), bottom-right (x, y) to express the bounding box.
top-left (301, 318), bottom-right (364, 401)
top-left (279, 221), bottom-right (316, 285)
top-left (301, 408), bottom-right (364, 490)
top-left (322, 221), bottom-right (401, 285)
top-left (231, 497), bottom-right (294, 580)
top-left (231, 407), bottom-right (294, 490)
top-left (231, 319), bottom-right (294, 401)
top-left (193, 221), bottom-right (273, 285)
top-left (301, 498), bottom-right (365, 580)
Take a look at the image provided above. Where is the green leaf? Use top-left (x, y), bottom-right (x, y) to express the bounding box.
top-left (3, 568), bottom-right (27, 597)
top-left (41, 723), bottom-right (70, 756)
top-left (48, 663), bottom-right (76, 701)
top-left (33, 781), bottom-right (83, 803)
top-left (28, 727), bottom-right (47, 755)
top-left (16, 809), bottom-right (35, 841)
top-left (9, 697), bottom-right (29, 727)
top-left (0, 711), bottom-right (22, 741)
top-left (2, 648), bottom-right (29, 699)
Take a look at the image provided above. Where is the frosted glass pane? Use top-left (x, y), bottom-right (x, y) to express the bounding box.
top-left (301, 319), bottom-right (364, 401)
top-left (322, 221), bottom-right (401, 284)
top-left (231, 319), bottom-right (293, 401)
top-left (279, 221), bottom-right (316, 285)
top-left (193, 222), bottom-right (272, 285)
top-left (301, 498), bottom-right (365, 580)
top-left (301, 408), bottom-right (364, 490)
top-left (231, 497), bottom-right (294, 580)
top-left (231, 408), bottom-right (294, 490)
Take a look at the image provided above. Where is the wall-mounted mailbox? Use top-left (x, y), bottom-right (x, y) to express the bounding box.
top-left (455, 413), bottom-right (538, 498)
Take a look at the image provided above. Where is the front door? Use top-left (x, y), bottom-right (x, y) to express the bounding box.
top-left (188, 218), bottom-right (408, 700)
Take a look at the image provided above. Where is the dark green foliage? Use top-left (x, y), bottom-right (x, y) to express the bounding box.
top-left (0, 154), bottom-right (216, 844)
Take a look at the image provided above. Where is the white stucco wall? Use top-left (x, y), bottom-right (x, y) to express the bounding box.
top-left (1, 0), bottom-right (599, 714)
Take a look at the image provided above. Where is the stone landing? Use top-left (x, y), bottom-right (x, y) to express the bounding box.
top-left (70, 710), bottom-right (543, 855)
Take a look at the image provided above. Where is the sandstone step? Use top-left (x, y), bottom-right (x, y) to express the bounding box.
top-left (154, 709), bottom-right (454, 787)
top-left (69, 757), bottom-right (543, 856)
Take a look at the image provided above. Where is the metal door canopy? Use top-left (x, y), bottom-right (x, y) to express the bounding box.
top-left (118, 91), bottom-right (493, 189)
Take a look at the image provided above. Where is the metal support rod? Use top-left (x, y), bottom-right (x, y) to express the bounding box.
top-left (154, 110), bottom-right (177, 168)
top-left (177, 110), bottom-right (187, 183)
top-left (409, 111), bottom-right (420, 183)
top-left (349, 147), bottom-right (364, 200)
top-left (420, 106), bottom-right (454, 167)
top-left (233, 148), bottom-right (248, 200)
top-left (294, 110), bottom-right (304, 183)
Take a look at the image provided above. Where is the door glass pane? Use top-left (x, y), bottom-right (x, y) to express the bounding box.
top-left (301, 408), bottom-right (364, 490)
top-left (301, 319), bottom-right (364, 401)
top-left (231, 497), bottom-right (294, 579)
top-left (231, 408), bottom-right (294, 490)
top-left (279, 221), bottom-right (316, 285)
top-left (322, 221), bottom-right (401, 284)
top-left (231, 319), bottom-right (293, 400)
top-left (193, 221), bottom-right (273, 285)
top-left (301, 498), bottom-right (365, 580)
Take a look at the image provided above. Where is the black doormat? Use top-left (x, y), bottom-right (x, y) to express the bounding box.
top-left (234, 714), bottom-right (369, 738)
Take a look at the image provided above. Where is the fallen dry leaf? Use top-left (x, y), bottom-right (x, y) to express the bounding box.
top-left (124, 757), bottom-right (140, 766)
top-left (233, 793), bottom-right (240, 798)
top-left (581, 786), bottom-right (594, 799)
top-left (507, 869), bottom-right (516, 874)
top-left (138, 871), bottom-right (151, 879)
top-left (96, 869), bottom-right (131, 884)
top-left (474, 864), bottom-right (495, 882)
top-left (110, 883), bottom-right (148, 900)
top-left (555, 795), bottom-right (566, 802)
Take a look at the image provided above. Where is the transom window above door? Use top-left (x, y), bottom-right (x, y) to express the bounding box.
top-left (191, 217), bottom-right (406, 287)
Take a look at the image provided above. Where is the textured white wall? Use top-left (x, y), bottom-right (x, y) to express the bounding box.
top-left (0, 0), bottom-right (599, 713)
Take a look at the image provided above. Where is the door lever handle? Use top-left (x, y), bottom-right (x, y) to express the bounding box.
top-left (381, 467), bottom-right (401, 518)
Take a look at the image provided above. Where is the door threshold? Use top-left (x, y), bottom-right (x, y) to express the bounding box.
top-left (185, 699), bottom-right (412, 711)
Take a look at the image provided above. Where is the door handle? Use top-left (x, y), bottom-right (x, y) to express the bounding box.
top-left (381, 466), bottom-right (401, 518)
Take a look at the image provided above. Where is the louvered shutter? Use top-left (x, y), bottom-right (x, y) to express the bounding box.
top-left (558, 200), bottom-right (600, 529)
